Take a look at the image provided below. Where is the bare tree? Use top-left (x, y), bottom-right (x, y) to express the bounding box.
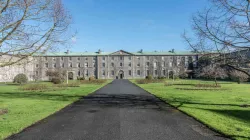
top-left (229, 70), bottom-right (249, 84)
top-left (183, 0), bottom-right (250, 76)
top-left (0, 0), bottom-right (71, 67)
top-left (197, 65), bottom-right (227, 85)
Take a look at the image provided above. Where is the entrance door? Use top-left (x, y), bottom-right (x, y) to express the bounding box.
top-left (118, 70), bottom-right (124, 79)
top-left (68, 72), bottom-right (74, 80)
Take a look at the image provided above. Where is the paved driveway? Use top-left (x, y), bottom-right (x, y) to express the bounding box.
top-left (7, 80), bottom-right (226, 140)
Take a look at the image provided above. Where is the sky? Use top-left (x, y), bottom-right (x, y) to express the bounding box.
top-left (63, 0), bottom-right (209, 53)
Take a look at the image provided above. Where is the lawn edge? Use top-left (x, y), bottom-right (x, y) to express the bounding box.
top-left (130, 80), bottom-right (232, 140)
top-left (4, 81), bottom-right (110, 140)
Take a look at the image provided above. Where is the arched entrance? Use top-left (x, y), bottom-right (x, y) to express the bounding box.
top-left (68, 72), bottom-right (74, 80)
top-left (118, 70), bottom-right (124, 79)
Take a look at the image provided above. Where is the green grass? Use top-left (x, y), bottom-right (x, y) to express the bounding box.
top-left (132, 79), bottom-right (250, 140)
top-left (0, 81), bottom-right (109, 140)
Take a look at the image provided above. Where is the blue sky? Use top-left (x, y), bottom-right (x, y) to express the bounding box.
top-left (63, 0), bottom-right (209, 52)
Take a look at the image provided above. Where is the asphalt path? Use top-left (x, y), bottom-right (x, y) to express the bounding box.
top-left (7, 79), bottom-right (227, 140)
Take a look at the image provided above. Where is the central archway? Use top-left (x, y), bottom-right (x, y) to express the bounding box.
top-left (118, 70), bottom-right (124, 79)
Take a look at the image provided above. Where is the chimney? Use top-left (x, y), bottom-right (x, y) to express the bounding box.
top-left (65, 50), bottom-right (70, 54)
top-left (98, 49), bottom-right (101, 54)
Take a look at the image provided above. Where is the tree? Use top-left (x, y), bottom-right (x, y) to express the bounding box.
top-left (230, 70), bottom-right (249, 84)
top-left (183, 0), bottom-right (250, 77)
top-left (197, 65), bottom-right (227, 85)
top-left (0, 0), bottom-right (71, 67)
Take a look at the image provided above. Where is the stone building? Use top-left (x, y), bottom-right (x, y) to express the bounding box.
top-left (33, 50), bottom-right (199, 80)
top-left (0, 55), bottom-right (35, 82)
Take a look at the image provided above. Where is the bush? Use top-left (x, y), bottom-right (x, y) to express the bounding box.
top-left (51, 77), bottom-right (63, 84)
top-left (157, 76), bottom-right (166, 79)
top-left (13, 74), bottom-right (28, 84)
top-left (20, 84), bottom-right (49, 91)
top-left (89, 76), bottom-right (95, 81)
top-left (145, 75), bottom-right (153, 80)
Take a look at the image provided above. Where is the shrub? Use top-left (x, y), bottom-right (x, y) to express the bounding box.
top-left (56, 82), bottom-right (80, 88)
top-left (145, 75), bottom-right (153, 80)
top-left (136, 79), bottom-right (150, 84)
top-left (89, 76), bottom-right (95, 81)
top-left (194, 83), bottom-right (221, 88)
top-left (136, 79), bottom-right (164, 84)
top-left (20, 84), bottom-right (49, 91)
top-left (51, 77), bottom-right (63, 84)
top-left (157, 76), bottom-right (166, 79)
top-left (77, 76), bottom-right (85, 80)
top-left (13, 74), bottom-right (28, 84)
top-left (179, 72), bottom-right (188, 79)
top-left (164, 82), bottom-right (173, 86)
top-left (81, 79), bottom-right (107, 84)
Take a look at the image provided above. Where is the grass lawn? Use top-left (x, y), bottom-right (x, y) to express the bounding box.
top-left (0, 81), bottom-right (109, 139)
top-left (132, 79), bottom-right (250, 140)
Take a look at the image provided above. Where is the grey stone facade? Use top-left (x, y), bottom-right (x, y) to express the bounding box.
top-left (33, 50), bottom-right (199, 80)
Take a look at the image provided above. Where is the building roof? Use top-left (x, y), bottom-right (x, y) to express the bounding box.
top-left (33, 50), bottom-right (198, 56)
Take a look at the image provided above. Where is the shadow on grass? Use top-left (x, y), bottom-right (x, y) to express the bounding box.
top-left (170, 99), bottom-right (250, 122)
top-left (0, 92), bottom-right (83, 101)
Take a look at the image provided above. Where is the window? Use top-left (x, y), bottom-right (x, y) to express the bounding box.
top-left (129, 70), bottom-right (132, 76)
top-left (52, 57), bottom-right (55, 61)
top-left (36, 64), bottom-right (39, 68)
top-left (35, 71), bottom-right (38, 76)
top-left (163, 62), bottom-right (166, 67)
top-left (102, 57), bottom-right (105, 60)
top-left (154, 62), bottom-right (157, 67)
top-left (146, 62), bottom-right (150, 67)
top-left (93, 57), bottom-right (96, 60)
top-left (85, 57), bottom-right (88, 61)
top-left (78, 71), bottom-right (81, 76)
top-left (120, 63), bottom-right (123, 67)
top-left (45, 63), bottom-right (48, 68)
top-left (61, 57), bottom-right (63, 61)
top-left (77, 63), bottom-right (80, 68)
top-left (162, 56), bottom-right (164, 61)
top-left (137, 63), bottom-right (140, 67)
top-left (129, 62), bottom-right (132, 67)
top-left (84, 62), bottom-right (88, 68)
top-left (163, 70), bottom-right (166, 75)
top-left (137, 57), bottom-right (140, 60)
top-left (102, 63), bottom-right (105, 67)
top-left (69, 63), bottom-right (72, 67)
top-left (69, 57), bottom-right (72, 61)
top-left (53, 63), bottom-right (56, 68)
top-left (120, 56), bottom-right (123, 60)
top-left (102, 70), bottom-right (105, 76)
top-left (61, 63), bottom-right (64, 68)
top-left (155, 70), bottom-right (158, 75)
top-left (77, 57), bottom-right (80, 61)
top-left (112, 56), bottom-right (114, 60)
top-left (169, 62), bottom-right (172, 67)
top-left (93, 62), bottom-right (96, 67)
top-left (128, 56), bottom-right (131, 60)
top-left (146, 70), bottom-right (150, 76)
top-left (146, 56), bottom-right (149, 60)
top-left (85, 70), bottom-right (89, 76)
top-left (137, 70), bottom-right (140, 75)
top-left (111, 63), bottom-right (114, 67)
top-left (111, 70), bottom-right (115, 76)
top-left (45, 57), bottom-right (48, 61)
